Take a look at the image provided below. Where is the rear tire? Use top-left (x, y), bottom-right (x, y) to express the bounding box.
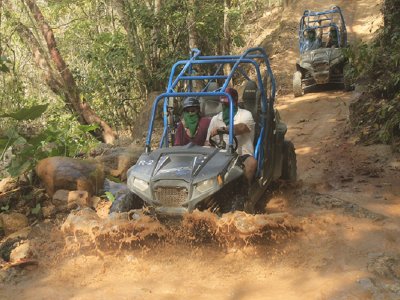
top-left (281, 140), bottom-right (297, 182)
top-left (293, 71), bottom-right (303, 97)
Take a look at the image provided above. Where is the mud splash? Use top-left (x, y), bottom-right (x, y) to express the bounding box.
top-left (61, 208), bottom-right (302, 254)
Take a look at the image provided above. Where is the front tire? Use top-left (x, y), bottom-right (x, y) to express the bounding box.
top-left (109, 191), bottom-right (144, 213)
top-left (281, 140), bottom-right (297, 182)
top-left (293, 71), bottom-right (303, 97)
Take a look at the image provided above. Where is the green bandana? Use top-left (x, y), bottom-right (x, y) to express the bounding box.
top-left (222, 105), bottom-right (238, 126)
top-left (183, 112), bottom-right (199, 137)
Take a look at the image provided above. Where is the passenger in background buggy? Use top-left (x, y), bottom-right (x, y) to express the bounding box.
top-left (327, 25), bottom-right (339, 48)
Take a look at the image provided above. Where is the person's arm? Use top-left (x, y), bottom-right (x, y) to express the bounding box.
top-left (204, 117), bottom-right (216, 146)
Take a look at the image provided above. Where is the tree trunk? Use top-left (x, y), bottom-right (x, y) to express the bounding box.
top-left (24, 0), bottom-right (116, 144)
top-left (15, 23), bottom-right (63, 95)
top-left (187, 0), bottom-right (198, 50)
top-left (151, 0), bottom-right (162, 90)
top-left (223, 0), bottom-right (232, 76)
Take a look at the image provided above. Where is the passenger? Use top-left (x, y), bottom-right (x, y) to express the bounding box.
top-left (303, 28), bottom-right (322, 52)
top-left (206, 87), bottom-right (257, 185)
top-left (174, 97), bottom-right (211, 146)
top-left (327, 26), bottom-right (339, 48)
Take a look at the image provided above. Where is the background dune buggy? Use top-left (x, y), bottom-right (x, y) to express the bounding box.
top-left (293, 5), bottom-right (350, 97)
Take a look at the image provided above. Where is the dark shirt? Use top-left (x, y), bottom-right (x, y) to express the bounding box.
top-left (327, 38), bottom-right (339, 48)
top-left (174, 117), bottom-right (211, 146)
top-left (303, 38), bottom-right (322, 52)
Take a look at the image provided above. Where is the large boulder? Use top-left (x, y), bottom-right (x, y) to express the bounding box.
top-left (95, 145), bottom-right (142, 180)
top-left (35, 157), bottom-right (105, 197)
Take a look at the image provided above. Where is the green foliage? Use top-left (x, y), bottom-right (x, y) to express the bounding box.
top-left (0, 56), bottom-right (11, 73)
top-left (1, 204), bottom-right (10, 212)
top-left (347, 0), bottom-right (400, 148)
top-left (1, 0), bottom-right (272, 149)
top-left (0, 104), bottom-right (49, 120)
top-left (31, 203), bottom-right (41, 215)
top-left (104, 191), bottom-right (115, 203)
top-left (0, 105), bottom-right (99, 178)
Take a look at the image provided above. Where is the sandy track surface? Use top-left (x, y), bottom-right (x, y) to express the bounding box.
top-left (2, 1), bottom-right (400, 299)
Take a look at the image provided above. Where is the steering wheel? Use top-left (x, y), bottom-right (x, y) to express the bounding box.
top-left (209, 127), bottom-right (238, 152)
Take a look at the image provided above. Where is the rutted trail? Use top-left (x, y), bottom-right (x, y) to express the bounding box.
top-left (2, 1), bottom-right (400, 299)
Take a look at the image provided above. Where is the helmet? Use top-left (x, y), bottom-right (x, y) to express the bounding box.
top-left (183, 97), bottom-right (200, 109)
top-left (220, 87), bottom-right (239, 104)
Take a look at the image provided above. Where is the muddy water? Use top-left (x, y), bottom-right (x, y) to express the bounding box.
top-left (61, 208), bottom-right (301, 255)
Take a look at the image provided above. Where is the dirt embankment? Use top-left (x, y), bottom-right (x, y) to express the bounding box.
top-left (2, 1), bottom-right (400, 300)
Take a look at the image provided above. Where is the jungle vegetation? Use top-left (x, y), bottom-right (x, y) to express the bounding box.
top-left (0, 0), bottom-right (398, 179)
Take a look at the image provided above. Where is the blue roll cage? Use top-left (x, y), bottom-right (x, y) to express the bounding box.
top-left (145, 47), bottom-right (276, 173)
top-left (299, 6), bottom-right (347, 54)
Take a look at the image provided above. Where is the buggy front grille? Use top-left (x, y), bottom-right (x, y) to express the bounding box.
top-left (154, 187), bottom-right (188, 206)
top-left (313, 61), bottom-right (329, 72)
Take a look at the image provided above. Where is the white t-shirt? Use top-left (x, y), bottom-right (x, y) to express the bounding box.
top-left (206, 108), bottom-right (255, 156)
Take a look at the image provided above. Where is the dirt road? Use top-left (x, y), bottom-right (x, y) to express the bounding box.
top-left (2, 1), bottom-right (399, 299)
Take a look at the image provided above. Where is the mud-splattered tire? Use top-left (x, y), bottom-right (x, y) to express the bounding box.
top-left (281, 140), bottom-right (297, 182)
top-left (293, 71), bottom-right (303, 97)
top-left (109, 191), bottom-right (144, 213)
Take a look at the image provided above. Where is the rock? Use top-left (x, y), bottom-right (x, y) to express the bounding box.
top-left (52, 190), bottom-right (69, 209)
top-left (35, 156), bottom-right (105, 197)
top-left (0, 213), bottom-right (29, 236)
top-left (368, 253), bottom-right (400, 280)
top-left (9, 241), bottom-right (31, 262)
top-left (0, 177), bottom-right (17, 194)
top-left (4, 227), bottom-right (31, 241)
top-left (357, 277), bottom-right (375, 290)
top-left (68, 190), bottom-right (90, 209)
top-left (52, 189), bottom-right (92, 211)
top-left (61, 208), bottom-right (101, 236)
top-left (91, 196), bottom-right (102, 209)
top-left (42, 204), bottom-right (56, 218)
top-left (95, 146), bottom-right (142, 180)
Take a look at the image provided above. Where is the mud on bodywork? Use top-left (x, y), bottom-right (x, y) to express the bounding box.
top-left (126, 144), bottom-right (244, 215)
top-left (297, 47), bottom-right (346, 87)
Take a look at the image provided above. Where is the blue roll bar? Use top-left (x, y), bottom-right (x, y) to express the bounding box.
top-left (145, 47), bottom-right (276, 166)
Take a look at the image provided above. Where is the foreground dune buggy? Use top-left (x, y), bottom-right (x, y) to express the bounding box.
top-left (293, 5), bottom-right (349, 97)
top-left (111, 47), bottom-right (296, 216)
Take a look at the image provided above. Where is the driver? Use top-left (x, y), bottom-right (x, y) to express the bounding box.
top-left (175, 97), bottom-right (211, 146)
top-left (303, 28), bottom-right (322, 52)
top-left (206, 87), bottom-right (257, 185)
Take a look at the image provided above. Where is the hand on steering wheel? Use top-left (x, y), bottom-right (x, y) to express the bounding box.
top-left (208, 127), bottom-right (238, 151)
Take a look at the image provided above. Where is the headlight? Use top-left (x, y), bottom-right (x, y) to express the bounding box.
top-left (133, 178), bottom-right (149, 192)
top-left (195, 178), bottom-right (216, 193)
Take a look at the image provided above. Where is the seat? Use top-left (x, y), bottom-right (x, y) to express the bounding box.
top-left (199, 82), bottom-right (221, 117)
top-left (242, 80), bottom-right (261, 145)
top-left (242, 80), bottom-right (260, 122)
